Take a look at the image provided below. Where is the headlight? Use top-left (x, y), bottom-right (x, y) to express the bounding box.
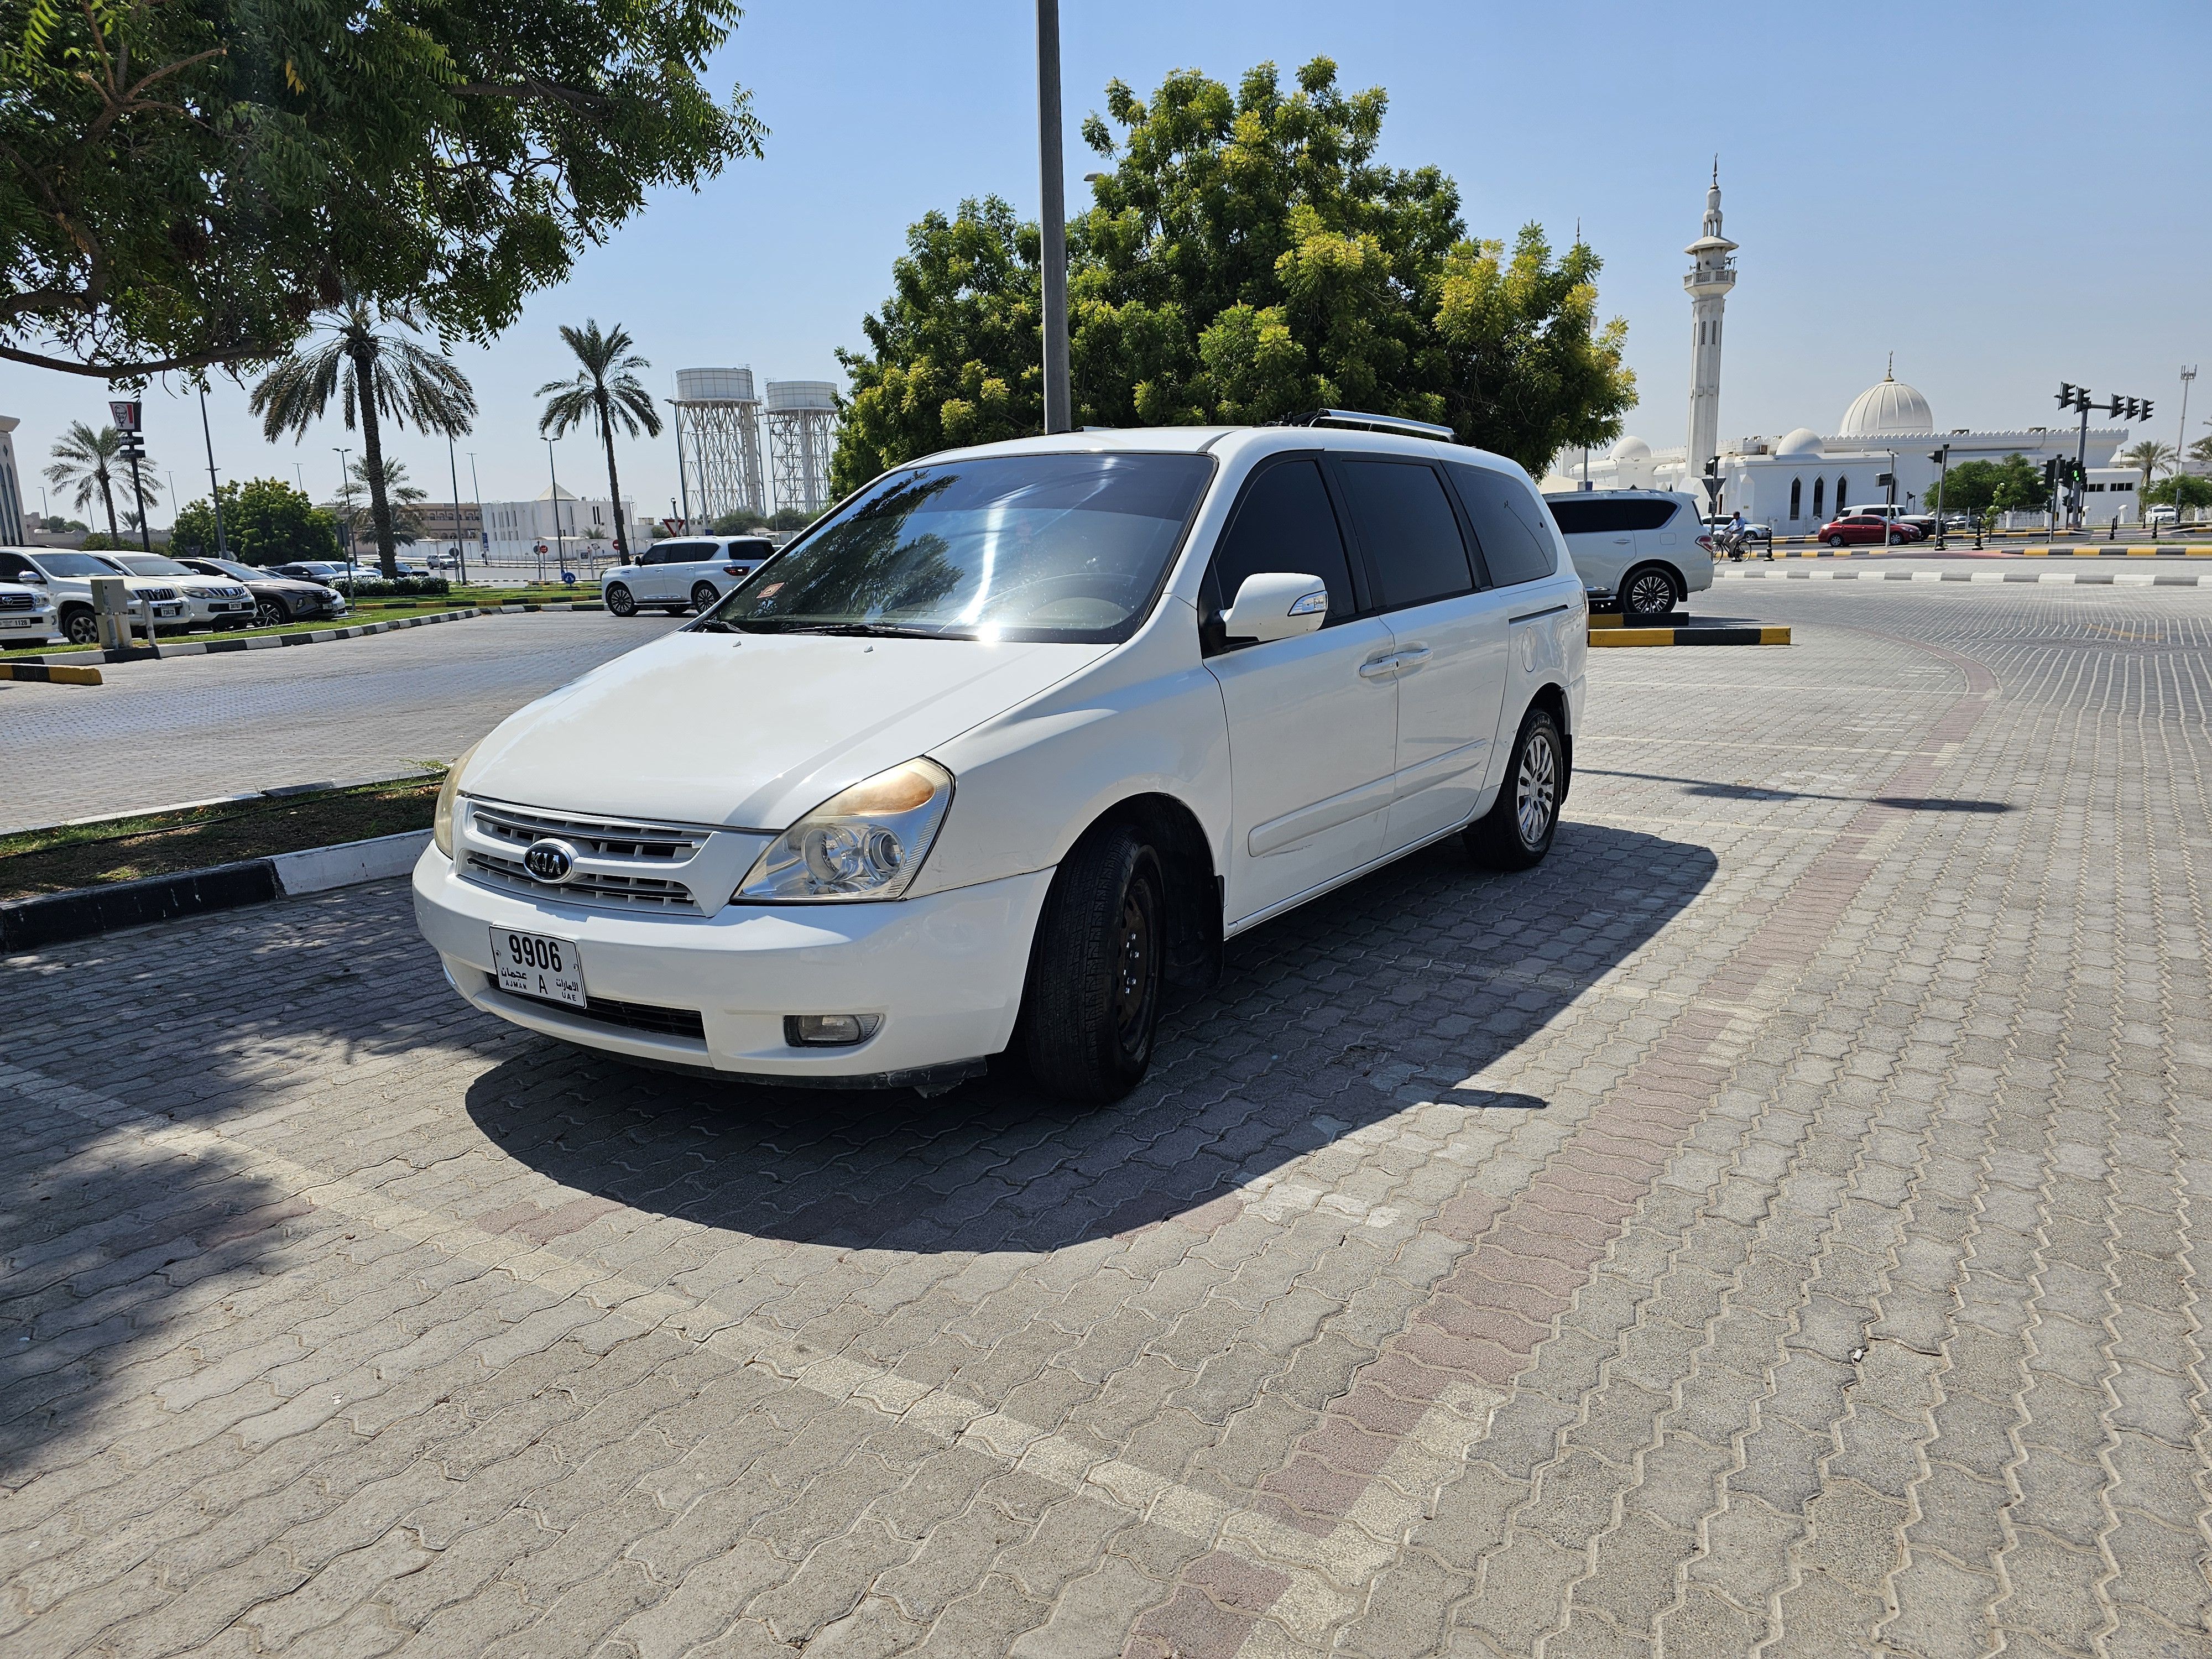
top-left (735, 758), bottom-right (953, 903)
top-left (433, 740), bottom-right (481, 858)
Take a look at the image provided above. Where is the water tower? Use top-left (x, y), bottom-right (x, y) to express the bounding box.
top-left (765, 380), bottom-right (837, 517)
top-left (671, 368), bottom-right (765, 523)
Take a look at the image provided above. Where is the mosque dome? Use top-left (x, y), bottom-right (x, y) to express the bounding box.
top-left (1839, 369), bottom-right (1934, 436)
top-left (1611, 435), bottom-right (1652, 460)
top-left (1776, 426), bottom-right (1824, 456)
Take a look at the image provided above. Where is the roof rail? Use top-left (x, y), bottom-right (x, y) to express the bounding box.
top-left (1272, 409), bottom-right (1458, 443)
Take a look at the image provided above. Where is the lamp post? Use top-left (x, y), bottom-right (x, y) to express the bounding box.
top-left (1036, 0), bottom-right (1071, 435)
top-left (2176, 366), bottom-right (2197, 525)
top-left (468, 451), bottom-right (485, 578)
top-left (333, 448), bottom-right (352, 572)
top-left (444, 428), bottom-right (468, 587)
top-left (196, 384), bottom-right (228, 557)
top-left (545, 439), bottom-right (569, 577)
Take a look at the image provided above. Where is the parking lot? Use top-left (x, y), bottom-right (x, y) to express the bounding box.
top-left (0, 612), bottom-right (684, 833)
top-left (4, 580), bottom-right (2209, 1657)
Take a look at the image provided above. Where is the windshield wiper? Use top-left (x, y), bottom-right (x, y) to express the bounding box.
top-left (690, 618), bottom-right (740, 633)
top-left (780, 622), bottom-right (962, 640)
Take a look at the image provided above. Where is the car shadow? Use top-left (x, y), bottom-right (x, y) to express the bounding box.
top-left (1579, 767), bottom-right (2016, 813)
top-left (461, 822), bottom-right (1718, 1255)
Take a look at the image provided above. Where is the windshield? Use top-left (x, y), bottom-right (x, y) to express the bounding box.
top-left (705, 452), bottom-right (1214, 643)
top-left (111, 554), bottom-right (195, 576)
top-left (201, 560), bottom-right (262, 581)
top-left (33, 552), bottom-right (129, 578)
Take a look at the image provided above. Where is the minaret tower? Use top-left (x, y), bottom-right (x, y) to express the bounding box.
top-left (1683, 160), bottom-right (1738, 484)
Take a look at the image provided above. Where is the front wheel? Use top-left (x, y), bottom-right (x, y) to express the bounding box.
top-left (1466, 706), bottom-right (1567, 871)
top-left (61, 607), bottom-right (99, 646)
top-left (1827, 534), bottom-right (1846, 548)
top-left (690, 581), bottom-right (719, 612)
top-left (1020, 826), bottom-right (1166, 1102)
top-left (254, 598), bottom-right (290, 628)
top-left (604, 582), bottom-right (637, 617)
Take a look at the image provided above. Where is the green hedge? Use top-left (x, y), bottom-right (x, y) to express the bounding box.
top-left (331, 576), bottom-right (451, 597)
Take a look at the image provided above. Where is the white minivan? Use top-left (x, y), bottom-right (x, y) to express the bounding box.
top-left (603, 535), bottom-right (776, 616)
top-left (416, 416), bottom-right (1587, 1099)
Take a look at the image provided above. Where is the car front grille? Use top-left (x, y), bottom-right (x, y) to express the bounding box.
top-left (0, 594), bottom-right (33, 611)
top-left (463, 800), bottom-right (709, 912)
top-left (135, 586), bottom-right (179, 601)
top-left (501, 985), bottom-right (706, 1041)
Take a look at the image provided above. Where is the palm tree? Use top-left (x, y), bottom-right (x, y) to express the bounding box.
top-left (45, 421), bottom-right (160, 539)
top-left (250, 298), bottom-right (477, 578)
top-left (538, 320), bottom-right (662, 557)
top-left (2187, 435), bottom-right (2212, 475)
top-left (349, 455), bottom-right (428, 543)
top-left (2117, 439), bottom-right (2176, 497)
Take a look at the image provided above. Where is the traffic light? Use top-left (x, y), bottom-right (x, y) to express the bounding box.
top-left (2141, 400), bottom-right (2154, 421)
top-left (2058, 383), bottom-right (2077, 408)
top-left (2043, 457), bottom-right (2060, 491)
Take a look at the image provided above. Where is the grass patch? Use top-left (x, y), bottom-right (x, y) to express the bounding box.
top-left (0, 775), bottom-right (442, 901)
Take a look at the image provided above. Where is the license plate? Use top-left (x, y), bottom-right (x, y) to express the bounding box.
top-left (0, 618), bottom-right (36, 628)
top-left (489, 927), bottom-right (587, 1008)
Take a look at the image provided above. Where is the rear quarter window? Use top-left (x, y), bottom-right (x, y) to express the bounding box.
top-left (1452, 466), bottom-right (1557, 586)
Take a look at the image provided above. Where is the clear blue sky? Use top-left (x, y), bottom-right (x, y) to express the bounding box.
top-left (9, 0), bottom-right (2208, 528)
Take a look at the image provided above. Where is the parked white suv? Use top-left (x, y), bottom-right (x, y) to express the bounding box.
top-left (602, 535), bottom-right (775, 616)
top-left (416, 418), bottom-right (1585, 1099)
top-left (0, 577), bottom-right (56, 644)
top-left (97, 552), bottom-right (255, 630)
top-left (0, 547), bottom-right (189, 645)
top-left (1541, 490), bottom-right (1713, 617)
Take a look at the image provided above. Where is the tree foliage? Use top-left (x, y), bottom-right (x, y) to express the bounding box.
top-left (2116, 440), bottom-right (2175, 488)
top-left (1, 0), bottom-right (764, 378)
top-left (539, 319), bottom-right (660, 554)
top-left (44, 419), bottom-right (156, 536)
top-left (2145, 473), bottom-right (2212, 510)
top-left (171, 477), bottom-right (338, 562)
top-left (250, 298), bottom-right (474, 575)
top-left (833, 58), bottom-right (1634, 493)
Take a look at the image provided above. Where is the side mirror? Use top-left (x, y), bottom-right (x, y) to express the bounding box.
top-left (1222, 572), bottom-right (1329, 644)
top-left (17, 567), bottom-right (46, 583)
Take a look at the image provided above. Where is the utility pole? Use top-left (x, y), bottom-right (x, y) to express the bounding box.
top-left (1036, 0), bottom-right (1071, 434)
top-left (333, 448), bottom-right (352, 570)
top-left (2176, 366), bottom-right (2197, 518)
top-left (671, 404), bottom-right (690, 529)
top-left (445, 429), bottom-right (468, 587)
top-left (196, 385), bottom-right (229, 556)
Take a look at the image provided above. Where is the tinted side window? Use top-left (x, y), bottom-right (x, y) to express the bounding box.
top-left (1453, 466), bottom-right (1557, 586)
top-left (0, 554), bottom-right (29, 578)
top-left (1623, 499), bottom-right (1681, 531)
top-left (1207, 459), bottom-right (1357, 626)
top-left (1337, 459), bottom-right (1473, 611)
top-left (1545, 498), bottom-right (1602, 536)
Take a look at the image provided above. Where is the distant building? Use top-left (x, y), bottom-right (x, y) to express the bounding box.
top-left (1543, 176), bottom-right (2143, 526)
top-left (478, 486), bottom-right (649, 559)
top-left (410, 502), bottom-right (484, 544)
top-left (0, 416), bottom-right (25, 545)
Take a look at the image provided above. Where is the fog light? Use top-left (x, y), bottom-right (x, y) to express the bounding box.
top-left (784, 1013), bottom-right (881, 1047)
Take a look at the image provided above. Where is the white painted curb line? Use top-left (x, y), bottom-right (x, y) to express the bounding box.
top-left (271, 830), bottom-right (432, 897)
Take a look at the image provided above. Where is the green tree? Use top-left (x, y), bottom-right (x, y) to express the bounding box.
top-left (44, 420), bottom-right (159, 537)
top-left (1932, 458), bottom-right (2003, 521)
top-left (538, 320), bottom-right (661, 556)
top-left (172, 478), bottom-right (340, 563)
top-left (2145, 474), bottom-right (2212, 511)
top-left (249, 299), bottom-right (476, 576)
top-left (1989, 452), bottom-right (2052, 515)
top-left (349, 456), bottom-right (428, 543)
top-left (832, 58), bottom-right (1634, 493)
top-left (2116, 439), bottom-right (2175, 493)
top-left (2, 0), bottom-right (764, 379)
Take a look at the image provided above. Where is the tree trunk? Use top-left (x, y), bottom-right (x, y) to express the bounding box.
top-left (97, 467), bottom-right (117, 538)
top-left (352, 342), bottom-right (400, 578)
top-left (597, 389), bottom-right (627, 556)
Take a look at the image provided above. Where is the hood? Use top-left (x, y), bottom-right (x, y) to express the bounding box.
top-left (463, 628), bottom-right (1109, 830)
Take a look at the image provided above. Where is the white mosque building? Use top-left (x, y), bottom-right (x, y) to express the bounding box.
top-left (1543, 175), bottom-right (2144, 528)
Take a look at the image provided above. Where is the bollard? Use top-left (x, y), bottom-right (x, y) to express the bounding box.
top-left (89, 576), bottom-right (133, 652)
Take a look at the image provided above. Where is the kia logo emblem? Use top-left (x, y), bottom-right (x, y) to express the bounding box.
top-left (522, 838), bottom-right (577, 884)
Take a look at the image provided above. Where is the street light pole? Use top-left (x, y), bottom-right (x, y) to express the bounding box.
top-left (333, 448), bottom-right (352, 573)
top-left (197, 384), bottom-right (229, 557)
top-left (445, 429), bottom-right (468, 587)
top-left (2176, 366), bottom-right (2197, 520)
top-left (545, 439), bottom-right (568, 578)
top-left (1036, 0), bottom-right (1071, 435)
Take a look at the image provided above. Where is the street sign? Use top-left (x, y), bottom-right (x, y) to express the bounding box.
top-left (109, 400), bottom-right (141, 432)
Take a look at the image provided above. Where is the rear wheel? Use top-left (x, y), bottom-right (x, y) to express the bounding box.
top-left (1020, 826), bottom-right (1166, 1102)
top-left (61, 606), bottom-right (98, 646)
top-left (690, 581), bottom-right (718, 612)
top-left (605, 582), bottom-right (637, 617)
top-left (1827, 533), bottom-right (1846, 548)
top-left (1618, 565), bottom-right (1676, 619)
top-left (1466, 706), bottom-right (1566, 871)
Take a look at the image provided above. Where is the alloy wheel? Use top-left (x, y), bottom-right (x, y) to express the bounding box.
top-left (1516, 729), bottom-right (1559, 847)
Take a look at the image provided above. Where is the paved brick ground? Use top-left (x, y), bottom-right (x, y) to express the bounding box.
top-left (3, 582), bottom-right (2208, 1657)
top-left (0, 611), bottom-right (681, 833)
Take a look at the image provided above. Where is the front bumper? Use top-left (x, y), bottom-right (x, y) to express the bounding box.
top-left (412, 846), bottom-right (1052, 1081)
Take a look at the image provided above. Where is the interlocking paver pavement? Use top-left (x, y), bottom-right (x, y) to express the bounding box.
top-left (0, 611), bottom-right (682, 833)
top-left (3, 582), bottom-right (2208, 1657)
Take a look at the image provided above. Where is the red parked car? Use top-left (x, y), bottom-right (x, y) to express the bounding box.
top-left (1819, 514), bottom-right (1923, 547)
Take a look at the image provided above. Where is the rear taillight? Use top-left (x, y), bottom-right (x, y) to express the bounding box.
top-left (722, 565), bottom-right (752, 576)
top-left (1694, 534), bottom-right (1714, 551)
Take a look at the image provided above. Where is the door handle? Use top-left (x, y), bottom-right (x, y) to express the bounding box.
top-left (1611, 536), bottom-right (1631, 545)
top-left (1391, 645), bottom-right (1433, 674)
top-left (1358, 653), bottom-right (1400, 680)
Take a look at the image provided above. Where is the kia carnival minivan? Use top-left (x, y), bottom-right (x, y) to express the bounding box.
top-left (415, 414), bottom-right (1587, 1100)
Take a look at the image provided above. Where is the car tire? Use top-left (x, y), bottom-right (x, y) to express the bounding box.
top-left (1020, 826), bottom-right (1167, 1102)
top-left (1466, 705), bottom-right (1567, 872)
top-left (254, 598), bottom-right (290, 628)
top-left (1618, 565), bottom-right (1677, 619)
top-left (1827, 534), bottom-right (1846, 548)
top-left (605, 582), bottom-right (637, 617)
top-left (690, 581), bottom-right (718, 612)
top-left (61, 606), bottom-right (99, 646)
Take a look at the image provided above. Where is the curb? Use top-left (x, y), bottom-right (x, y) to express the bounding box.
top-left (0, 599), bottom-right (609, 668)
top-left (8, 770), bottom-right (440, 841)
top-left (0, 830), bottom-right (429, 954)
top-left (0, 661), bottom-right (101, 685)
top-left (1717, 568), bottom-right (2202, 586)
top-left (1589, 624), bottom-right (1791, 647)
